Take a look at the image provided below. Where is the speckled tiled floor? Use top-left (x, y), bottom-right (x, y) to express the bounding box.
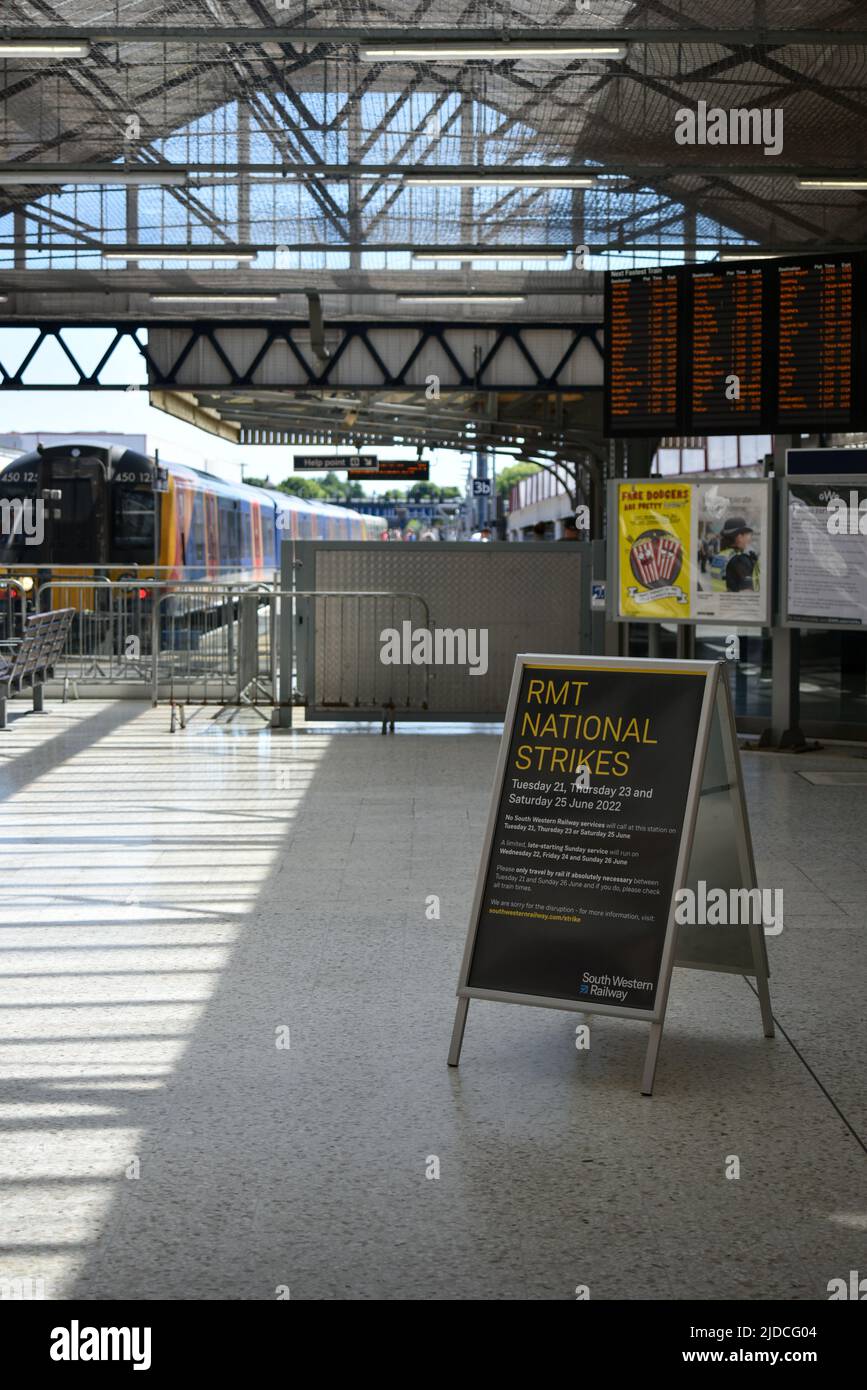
top-left (0, 700), bottom-right (864, 1301)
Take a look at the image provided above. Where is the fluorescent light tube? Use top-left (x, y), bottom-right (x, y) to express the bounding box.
top-left (149, 293), bottom-right (280, 304)
top-left (411, 249), bottom-right (571, 263)
top-left (0, 167), bottom-right (187, 186)
top-left (397, 294), bottom-right (526, 304)
top-left (105, 250), bottom-right (256, 262)
top-left (362, 44), bottom-right (625, 60)
top-left (405, 174), bottom-right (594, 188)
top-left (0, 42), bottom-right (89, 57)
top-left (797, 178), bottom-right (867, 189)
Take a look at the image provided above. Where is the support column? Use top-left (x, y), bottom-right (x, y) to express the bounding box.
top-left (475, 448), bottom-right (489, 529)
top-left (238, 99), bottom-right (251, 246)
top-left (459, 82), bottom-right (474, 271)
top-left (125, 185), bottom-right (139, 258)
top-left (759, 435), bottom-right (807, 749)
top-left (347, 64), bottom-right (361, 273)
top-left (761, 627), bottom-right (806, 749)
top-left (13, 207), bottom-right (25, 268)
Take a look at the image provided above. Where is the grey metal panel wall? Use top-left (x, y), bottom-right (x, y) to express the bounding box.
top-left (290, 540), bottom-right (591, 721)
top-left (146, 326), bottom-right (603, 390)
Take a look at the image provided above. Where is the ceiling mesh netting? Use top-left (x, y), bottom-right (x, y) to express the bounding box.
top-left (1, 1), bottom-right (866, 267)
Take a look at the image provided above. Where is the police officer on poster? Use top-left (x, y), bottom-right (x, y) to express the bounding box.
top-left (719, 517), bottom-right (757, 592)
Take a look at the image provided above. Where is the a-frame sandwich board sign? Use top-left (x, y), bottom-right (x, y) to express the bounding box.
top-left (447, 655), bottom-right (774, 1095)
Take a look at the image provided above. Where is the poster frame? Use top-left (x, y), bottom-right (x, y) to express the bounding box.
top-left (781, 473), bottom-right (867, 631)
top-left (606, 477), bottom-right (773, 627)
top-left (448, 655), bottom-right (724, 1094)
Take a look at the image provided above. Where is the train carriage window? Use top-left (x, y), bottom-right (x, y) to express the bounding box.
top-left (184, 492), bottom-right (205, 572)
top-left (261, 507), bottom-right (276, 566)
top-left (112, 486), bottom-right (155, 552)
top-left (219, 499), bottom-right (241, 569)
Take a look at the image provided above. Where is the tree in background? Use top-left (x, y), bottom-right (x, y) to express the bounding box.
top-left (279, 477), bottom-right (326, 500)
top-left (495, 463), bottom-right (540, 496)
top-left (320, 471), bottom-right (345, 497)
top-left (406, 482), bottom-right (462, 502)
top-left (497, 458), bottom-right (591, 511)
top-left (243, 475), bottom-right (271, 488)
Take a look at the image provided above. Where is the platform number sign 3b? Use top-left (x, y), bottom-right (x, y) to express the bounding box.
top-left (472, 479), bottom-right (493, 497)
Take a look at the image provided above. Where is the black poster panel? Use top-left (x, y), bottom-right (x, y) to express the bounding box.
top-left (466, 662), bottom-right (708, 1014)
top-left (293, 456), bottom-right (377, 471)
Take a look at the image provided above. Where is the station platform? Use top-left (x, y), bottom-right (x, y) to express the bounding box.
top-left (0, 701), bottom-right (864, 1302)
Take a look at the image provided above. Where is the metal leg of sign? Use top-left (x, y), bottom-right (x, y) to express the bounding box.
top-left (640, 1022), bottom-right (664, 1097)
top-left (722, 673), bottom-right (776, 1041)
top-left (749, 923), bottom-right (775, 1038)
top-left (447, 997), bottom-right (470, 1067)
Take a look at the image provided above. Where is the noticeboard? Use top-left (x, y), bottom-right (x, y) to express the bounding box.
top-left (449, 655), bottom-right (773, 1093)
top-left (782, 475), bottom-right (867, 629)
top-left (608, 478), bottom-right (772, 627)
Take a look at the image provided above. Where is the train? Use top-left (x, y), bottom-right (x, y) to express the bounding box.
top-left (0, 442), bottom-right (380, 583)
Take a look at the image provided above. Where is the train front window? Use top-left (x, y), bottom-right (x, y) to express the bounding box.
top-left (112, 487), bottom-right (155, 556)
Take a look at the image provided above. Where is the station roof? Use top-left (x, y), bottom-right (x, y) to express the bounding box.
top-left (1, 3), bottom-right (865, 448)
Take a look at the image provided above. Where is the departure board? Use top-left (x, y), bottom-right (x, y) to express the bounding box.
top-left (605, 269), bottom-right (679, 433)
top-left (347, 459), bottom-right (429, 480)
top-left (777, 259), bottom-right (855, 430)
top-left (690, 266), bottom-right (763, 431)
top-left (605, 253), bottom-right (865, 437)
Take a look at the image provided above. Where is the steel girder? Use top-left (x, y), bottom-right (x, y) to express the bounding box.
top-left (0, 319), bottom-right (604, 392)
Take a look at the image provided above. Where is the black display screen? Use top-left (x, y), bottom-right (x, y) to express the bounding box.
top-left (777, 259), bottom-right (855, 431)
top-left (605, 253), bottom-right (865, 437)
top-left (605, 269), bottom-right (679, 435)
top-left (690, 266), bottom-right (764, 432)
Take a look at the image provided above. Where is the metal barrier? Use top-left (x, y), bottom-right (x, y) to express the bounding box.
top-left (286, 539), bottom-right (592, 723)
top-left (0, 571), bottom-right (431, 732)
top-left (153, 583), bottom-right (279, 720)
top-left (155, 584), bottom-right (431, 728)
top-left (289, 590), bottom-right (432, 725)
top-left (34, 578), bottom-right (123, 688)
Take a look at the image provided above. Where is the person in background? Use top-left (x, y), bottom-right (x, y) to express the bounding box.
top-left (558, 515), bottom-right (582, 541)
top-left (531, 522), bottom-right (547, 540)
top-left (470, 525), bottom-right (493, 542)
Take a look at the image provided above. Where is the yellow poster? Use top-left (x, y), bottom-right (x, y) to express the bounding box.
top-left (618, 482), bottom-right (692, 620)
